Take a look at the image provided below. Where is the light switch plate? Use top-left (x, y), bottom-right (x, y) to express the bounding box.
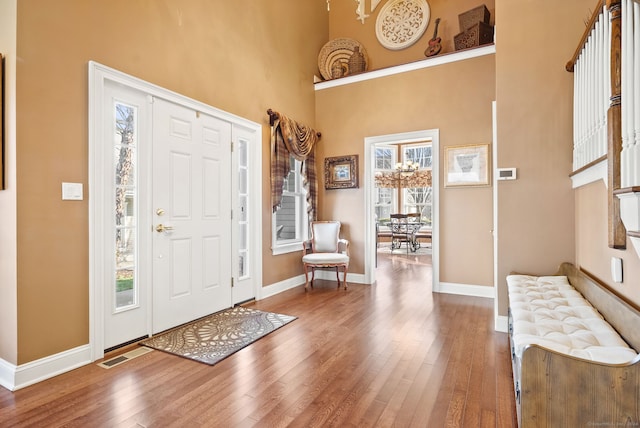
top-left (62, 182), bottom-right (83, 201)
top-left (611, 257), bottom-right (623, 283)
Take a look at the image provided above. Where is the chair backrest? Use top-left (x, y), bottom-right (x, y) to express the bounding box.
top-left (407, 213), bottom-right (421, 223)
top-left (311, 221), bottom-right (341, 253)
top-left (390, 214), bottom-right (408, 225)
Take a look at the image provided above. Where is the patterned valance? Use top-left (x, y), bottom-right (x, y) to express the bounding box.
top-left (269, 109), bottom-right (321, 221)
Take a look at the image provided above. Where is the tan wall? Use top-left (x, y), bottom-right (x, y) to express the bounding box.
top-left (316, 54), bottom-right (495, 285)
top-left (0, 0), bottom-right (17, 365)
top-left (14, 0), bottom-right (327, 364)
top-left (494, 0), bottom-right (584, 316)
top-left (576, 181), bottom-right (640, 305)
top-left (327, 0), bottom-right (495, 72)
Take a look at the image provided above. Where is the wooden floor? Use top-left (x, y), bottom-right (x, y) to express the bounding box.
top-left (0, 252), bottom-right (518, 427)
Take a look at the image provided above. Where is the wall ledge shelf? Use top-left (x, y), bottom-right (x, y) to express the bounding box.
top-left (615, 188), bottom-right (640, 257)
top-left (570, 158), bottom-right (607, 189)
top-left (314, 44), bottom-right (496, 91)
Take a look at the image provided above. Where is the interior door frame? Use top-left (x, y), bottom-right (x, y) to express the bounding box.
top-left (363, 129), bottom-right (440, 287)
top-left (88, 61), bottom-right (262, 361)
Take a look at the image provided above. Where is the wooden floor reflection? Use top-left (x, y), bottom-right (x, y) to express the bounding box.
top-left (0, 252), bottom-right (517, 427)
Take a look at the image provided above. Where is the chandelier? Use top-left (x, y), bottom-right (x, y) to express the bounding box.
top-left (374, 162), bottom-right (432, 188)
top-left (396, 161), bottom-right (419, 176)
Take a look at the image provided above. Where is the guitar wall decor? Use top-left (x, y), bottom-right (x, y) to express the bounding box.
top-left (424, 18), bottom-right (442, 57)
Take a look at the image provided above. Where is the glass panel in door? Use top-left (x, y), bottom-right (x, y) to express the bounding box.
top-left (114, 102), bottom-right (138, 310)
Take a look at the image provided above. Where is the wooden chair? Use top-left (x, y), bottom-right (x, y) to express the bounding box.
top-left (302, 221), bottom-right (350, 290)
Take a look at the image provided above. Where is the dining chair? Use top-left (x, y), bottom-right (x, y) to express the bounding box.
top-left (390, 213), bottom-right (411, 252)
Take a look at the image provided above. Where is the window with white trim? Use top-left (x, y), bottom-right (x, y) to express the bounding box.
top-left (402, 144), bottom-right (432, 226)
top-left (374, 146), bottom-right (396, 222)
top-left (272, 155), bottom-right (308, 255)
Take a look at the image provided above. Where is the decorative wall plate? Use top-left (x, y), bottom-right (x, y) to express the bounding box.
top-left (375, 0), bottom-right (430, 50)
top-left (318, 38), bottom-right (369, 80)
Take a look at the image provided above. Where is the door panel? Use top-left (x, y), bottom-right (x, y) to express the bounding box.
top-left (152, 98), bottom-right (232, 333)
top-left (232, 127), bottom-right (257, 304)
top-left (103, 82), bottom-right (151, 350)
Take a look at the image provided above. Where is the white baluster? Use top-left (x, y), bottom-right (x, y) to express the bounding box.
top-left (623, 1), bottom-right (640, 185)
top-left (622, 0), bottom-right (635, 186)
top-left (603, 5), bottom-right (611, 159)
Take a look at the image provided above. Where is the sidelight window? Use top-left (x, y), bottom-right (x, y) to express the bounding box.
top-left (114, 102), bottom-right (138, 310)
top-left (237, 137), bottom-right (250, 278)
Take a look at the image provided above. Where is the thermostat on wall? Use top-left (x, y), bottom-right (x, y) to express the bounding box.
top-left (496, 168), bottom-right (517, 181)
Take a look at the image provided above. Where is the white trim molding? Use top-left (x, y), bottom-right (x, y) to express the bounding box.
top-left (364, 129), bottom-right (440, 290)
top-left (434, 282), bottom-right (495, 299)
top-left (0, 345), bottom-right (91, 391)
top-left (315, 44), bottom-right (495, 90)
top-left (259, 272), bottom-right (368, 300)
top-left (571, 158), bottom-right (607, 189)
top-left (617, 190), bottom-right (640, 257)
top-left (495, 315), bottom-right (509, 333)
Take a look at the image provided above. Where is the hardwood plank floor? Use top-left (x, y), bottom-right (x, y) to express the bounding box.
top-left (0, 251), bottom-right (518, 427)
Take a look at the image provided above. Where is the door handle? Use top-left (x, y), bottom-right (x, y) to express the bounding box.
top-left (155, 224), bottom-right (174, 233)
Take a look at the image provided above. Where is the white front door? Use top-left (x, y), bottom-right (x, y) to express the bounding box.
top-left (151, 98), bottom-right (233, 333)
top-left (91, 62), bottom-right (261, 358)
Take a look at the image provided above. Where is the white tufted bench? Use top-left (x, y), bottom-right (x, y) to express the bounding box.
top-left (506, 263), bottom-right (640, 427)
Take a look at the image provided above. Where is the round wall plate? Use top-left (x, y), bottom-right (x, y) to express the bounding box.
top-left (317, 38), bottom-right (369, 80)
top-left (375, 0), bottom-right (430, 50)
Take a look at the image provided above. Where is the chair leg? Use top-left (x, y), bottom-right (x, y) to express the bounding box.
top-left (304, 265), bottom-right (312, 291)
top-left (311, 267), bottom-right (316, 288)
top-left (335, 267), bottom-right (340, 288)
top-left (342, 266), bottom-right (348, 290)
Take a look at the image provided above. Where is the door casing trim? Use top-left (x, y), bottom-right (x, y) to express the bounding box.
top-left (363, 129), bottom-right (440, 287)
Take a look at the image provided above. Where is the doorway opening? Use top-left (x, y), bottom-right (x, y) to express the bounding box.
top-left (363, 130), bottom-right (439, 287)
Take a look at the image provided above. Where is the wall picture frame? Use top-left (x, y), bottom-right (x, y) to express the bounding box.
top-left (444, 144), bottom-right (491, 187)
top-left (324, 154), bottom-right (359, 189)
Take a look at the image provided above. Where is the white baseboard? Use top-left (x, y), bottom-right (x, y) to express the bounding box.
top-left (259, 274), bottom-right (306, 299)
top-left (0, 357), bottom-right (15, 391)
top-left (0, 344), bottom-right (91, 391)
top-left (260, 271), bottom-right (367, 300)
top-left (434, 282), bottom-right (495, 298)
top-left (495, 315), bottom-right (508, 333)
top-left (315, 270), bottom-right (367, 285)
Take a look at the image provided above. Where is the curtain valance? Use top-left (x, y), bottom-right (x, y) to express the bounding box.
top-left (269, 109), bottom-right (321, 221)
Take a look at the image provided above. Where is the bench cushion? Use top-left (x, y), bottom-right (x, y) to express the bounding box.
top-left (507, 274), bottom-right (638, 364)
